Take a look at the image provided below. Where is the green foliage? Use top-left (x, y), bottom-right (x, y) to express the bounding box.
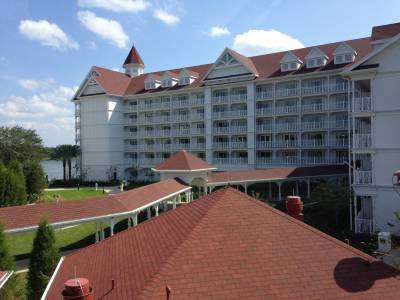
top-left (25, 161), bottom-right (47, 202)
top-left (0, 126), bottom-right (44, 165)
top-left (51, 144), bottom-right (80, 181)
top-left (2, 161), bottom-right (27, 206)
top-left (306, 181), bottom-right (351, 235)
top-left (27, 217), bottom-right (60, 300)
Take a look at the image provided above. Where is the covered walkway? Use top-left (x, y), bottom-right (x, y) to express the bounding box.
top-left (0, 179), bottom-right (192, 242)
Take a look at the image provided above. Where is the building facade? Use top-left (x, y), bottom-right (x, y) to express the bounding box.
top-left (73, 22), bottom-right (400, 233)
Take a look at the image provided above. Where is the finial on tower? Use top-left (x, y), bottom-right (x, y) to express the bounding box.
top-left (123, 45), bottom-right (145, 77)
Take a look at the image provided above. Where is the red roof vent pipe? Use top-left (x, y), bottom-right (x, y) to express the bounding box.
top-left (286, 196), bottom-right (304, 222)
top-left (393, 170), bottom-right (400, 185)
top-left (62, 278), bottom-right (94, 300)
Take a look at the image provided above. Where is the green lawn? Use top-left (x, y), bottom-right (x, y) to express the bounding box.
top-left (39, 187), bottom-right (107, 202)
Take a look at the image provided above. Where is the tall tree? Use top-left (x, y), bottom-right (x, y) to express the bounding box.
top-left (52, 145), bottom-right (79, 181)
top-left (25, 161), bottom-right (47, 201)
top-left (2, 161), bottom-right (27, 206)
top-left (0, 126), bottom-right (44, 165)
top-left (27, 217), bottom-right (60, 300)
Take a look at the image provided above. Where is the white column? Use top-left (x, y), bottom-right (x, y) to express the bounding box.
top-left (178, 194), bottom-right (182, 203)
top-left (163, 200), bottom-right (168, 211)
top-left (307, 179), bottom-right (311, 198)
top-left (147, 207), bottom-right (151, 219)
top-left (278, 181), bottom-right (282, 201)
top-left (173, 196), bottom-right (177, 209)
top-left (100, 222), bottom-right (105, 240)
top-left (268, 182), bottom-right (272, 199)
top-left (95, 222), bottom-right (100, 243)
top-left (244, 183), bottom-right (248, 194)
top-left (132, 214), bottom-right (138, 227)
top-left (128, 217), bottom-right (132, 228)
top-left (110, 218), bottom-right (115, 236)
top-left (155, 205), bottom-right (159, 217)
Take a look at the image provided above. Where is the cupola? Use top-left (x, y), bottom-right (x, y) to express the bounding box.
top-left (123, 45), bottom-right (145, 77)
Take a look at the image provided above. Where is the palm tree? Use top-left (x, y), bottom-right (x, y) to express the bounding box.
top-left (52, 145), bottom-right (80, 181)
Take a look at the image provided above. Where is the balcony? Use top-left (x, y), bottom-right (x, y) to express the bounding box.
top-left (125, 104), bottom-right (137, 112)
top-left (137, 117), bottom-right (153, 124)
top-left (355, 217), bottom-right (373, 234)
top-left (124, 118), bottom-right (137, 125)
top-left (301, 103), bottom-right (328, 113)
top-left (125, 145), bottom-right (138, 151)
top-left (302, 139), bottom-right (327, 147)
top-left (173, 143), bottom-right (190, 150)
top-left (330, 82), bottom-right (348, 93)
top-left (140, 158), bottom-right (164, 166)
top-left (330, 120), bottom-right (348, 129)
top-left (171, 114), bottom-right (190, 122)
top-left (256, 157), bottom-right (273, 165)
top-left (256, 90), bottom-right (274, 100)
top-left (172, 99), bottom-right (190, 108)
top-left (274, 140), bottom-right (299, 148)
top-left (152, 116), bottom-right (171, 124)
top-left (230, 126), bottom-right (247, 134)
top-left (124, 132), bottom-right (138, 139)
top-left (137, 103), bottom-right (154, 111)
top-left (331, 138), bottom-right (349, 147)
top-left (230, 93), bottom-right (247, 103)
top-left (353, 96), bottom-right (372, 112)
top-left (213, 157), bottom-right (230, 165)
top-left (212, 95), bottom-right (229, 104)
top-left (353, 134), bottom-right (372, 149)
top-left (330, 101), bottom-right (348, 111)
top-left (190, 97), bottom-right (205, 106)
top-left (276, 88), bottom-right (298, 98)
top-left (172, 128), bottom-right (191, 136)
top-left (354, 170), bottom-right (373, 185)
top-left (191, 143), bottom-right (205, 150)
top-left (191, 128), bottom-right (205, 135)
top-left (276, 156), bottom-right (299, 165)
top-left (302, 121), bottom-right (327, 130)
top-left (231, 157), bottom-right (248, 165)
top-left (275, 105), bottom-right (299, 115)
top-left (214, 142), bottom-right (230, 149)
top-left (256, 140), bottom-right (273, 148)
top-left (138, 144), bottom-right (154, 151)
top-left (191, 113), bottom-right (205, 121)
top-left (157, 130), bottom-right (171, 137)
top-left (124, 158), bottom-right (138, 165)
top-left (275, 123), bottom-right (299, 132)
top-left (153, 144), bottom-right (171, 151)
top-left (256, 107), bottom-right (273, 116)
top-left (230, 110), bottom-right (247, 118)
top-left (212, 111), bottom-right (230, 119)
top-left (301, 157), bottom-right (330, 165)
top-left (302, 85), bottom-right (328, 96)
top-left (213, 127), bottom-right (230, 134)
top-left (139, 131), bottom-right (155, 138)
top-left (231, 141), bottom-right (247, 149)
top-left (256, 124), bottom-right (273, 132)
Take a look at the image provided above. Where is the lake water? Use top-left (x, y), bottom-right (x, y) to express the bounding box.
top-left (41, 160), bottom-right (77, 180)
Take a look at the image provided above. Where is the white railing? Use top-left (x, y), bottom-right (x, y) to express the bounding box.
top-left (125, 145), bottom-right (138, 151)
top-left (230, 93), bottom-right (247, 102)
top-left (302, 139), bottom-right (327, 147)
top-left (353, 134), bottom-right (372, 149)
top-left (256, 107), bottom-right (273, 116)
top-left (138, 144), bottom-right (155, 151)
top-left (213, 127), bottom-right (230, 134)
top-left (125, 132), bottom-right (138, 138)
top-left (172, 99), bottom-right (190, 108)
top-left (214, 157), bottom-right (230, 165)
top-left (137, 117), bottom-right (153, 124)
top-left (276, 88), bottom-right (298, 98)
top-left (152, 116), bottom-right (171, 123)
top-left (275, 123), bottom-right (299, 131)
top-left (256, 140), bottom-right (273, 148)
top-left (214, 142), bottom-right (230, 149)
top-left (301, 103), bottom-right (327, 113)
top-left (231, 141), bottom-right (247, 149)
top-left (158, 130), bottom-right (171, 137)
top-left (330, 101), bottom-right (348, 111)
top-left (212, 111), bottom-right (230, 119)
top-left (173, 143), bottom-right (190, 150)
top-left (330, 83), bottom-right (348, 93)
top-left (302, 121), bottom-right (326, 130)
top-left (353, 96), bottom-right (372, 112)
top-left (231, 157), bottom-right (248, 165)
top-left (191, 143), bottom-right (205, 150)
top-left (256, 157), bottom-right (273, 165)
top-left (301, 157), bottom-right (330, 165)
top-left (153, 144), bottom-right (171, 151)
top-left (256, 124), bottom-right (273, 132)
top-left (274, 140), bottom-right (299, 148)
top-left (171, 114), bottom-right (190, 122)
top-left (331, 139), bottom-right (349, 147)
top-left (212, 95), bottom-right (229, 104)
top-left (139, 131), bottom-right (154, 137)
top-left (230, 126), bottom-right (247, 134)
top-left (190, 97), bottom-right (204, 106)
top-left (172, 129), bottom-right (191, 136)
top-left (125, 105), bottom-right (137, 112)
top-left (140, 158), bottom-right (164, 165)
top-left (124, 158), bottom-right (138, 165)
top-left (354, 170), bottom-right (373, 185)
top-left (276, 156), bottom-right (298, 165)
top-left (256, 90), bottom-right (274, 100)
top-left (191, 128), bottom-right (205, 135)
top-left (275, 105), bottom-right (299, 114)
top-left (355, 218), bottom-right (374, 234)
top-left (230, 110), bottom-right (247, 118)
top-left (191, 113), bottom-right (205, 121)
top-left (302, 85), bottom-right (328, 95)
top-left (330, 120), bottom-right (348, 129)
top-left (124, 118), bottom-right (137, 125)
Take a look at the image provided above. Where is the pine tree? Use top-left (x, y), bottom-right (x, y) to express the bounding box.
top-left (0, 162), bottom-right (7, 206)
top-left (0, 220), bottom-right (17, 299)
top-left (27, 217), bottom-right (60, 300)
top-left (4, 160), bottom-right (27, 205)
top-left (25, 161), bottom-right (46, 202)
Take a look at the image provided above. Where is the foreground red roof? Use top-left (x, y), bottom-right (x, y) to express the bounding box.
top-left (153, 150), bottom-right (215, 171)
top-left (0, 179), bottom-right (189, 232)
top-left (44, 187), bottom-right (400, 299)
top-left (123, 45), bottom-right (145, 66)
top-left (0, 271), bottom-right (12, 289)
top-left (371, 22), bottom-right (400, 41)
top-left (207, 165), bottom-right (348, 184)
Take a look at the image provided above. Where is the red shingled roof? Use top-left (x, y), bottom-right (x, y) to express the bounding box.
top-left (371, 22), bottom-right (400, 41)
top-left (153, 150), bottom-right (215, 171)
top-left (85, 37), bottom-right (372, 97)
top-left (207, 165), bottom-right (348, 184)
top-left (0, 179), bottom-right (189, 232)
top-left (44, 187), bottom-right (400, 299)
top-left (0, 271), bottom-right (12, 289)
top-left (123, 45), bottom-right (145, 66)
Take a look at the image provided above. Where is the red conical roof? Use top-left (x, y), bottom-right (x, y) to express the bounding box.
top-left (153, 150), bottom-right (215, 171)
top-left (123, 45), bottom-right (144, 66)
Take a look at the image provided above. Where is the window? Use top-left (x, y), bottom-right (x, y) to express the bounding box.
top-left (334, 53), bottom-right (354, 64)
top-left (281, 62), bottom-right (298, 72)
top-left (179, 77), bottom-right (190, 85)
top-left (344, 53), bottom-right (353, 62)
top-left (316, 58), bottom-right (323, 66)
top-left (290, 62), bottom-right (297, 69)
top-left (282, 63), bottom-right (289, 71)
top-left (308, 59), bottom-right (315, 68)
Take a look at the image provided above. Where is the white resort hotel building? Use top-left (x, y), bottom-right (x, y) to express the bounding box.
top-left (73, 22), bottom-right (400, 234)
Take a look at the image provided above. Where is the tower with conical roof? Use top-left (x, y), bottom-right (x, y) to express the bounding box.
top-left (123, 45), bottom-right (145, 77)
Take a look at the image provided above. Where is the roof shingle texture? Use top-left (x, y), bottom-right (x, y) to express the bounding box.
top-left (154, 150), bottom-right (215, 171)
top-left (371, 22), bottom-right (400, 41)
top-left (0, 179), bottom-right (188, 231)
top-left (45, 187), bottom-right (400, 299)
top-left (123, 46), bottom-right (145, 65)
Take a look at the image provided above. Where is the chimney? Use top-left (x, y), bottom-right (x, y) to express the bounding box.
top-left (62, 278), bottom-right (94, 300)
top-left (286, 196), bottom-right (304, 222)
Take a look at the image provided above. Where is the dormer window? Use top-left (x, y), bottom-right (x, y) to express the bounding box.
top-left (144, 74), bottom-right (161, 90)
top-left (280, 51), bottom-right (302, 72)
top-left (161, 71), bottom-right (179, 88)
top-left (179, 77), bottom-right (190, 85)
top-left (305, 47), bottom-right (328, 69)
top-left (162, 79), bottom-right (172, 87)
top-left (333, 42), bottom-right (357, 65)
top-left (178, 68), bottom-right (198, 86)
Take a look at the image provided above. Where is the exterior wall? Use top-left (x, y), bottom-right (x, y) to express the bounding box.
top-left (79, 94), bottom-right (124, 181)
top-left (351, 38), bottom-right (400, 233)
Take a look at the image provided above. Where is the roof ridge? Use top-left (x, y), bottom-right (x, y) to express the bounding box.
top-left (136, 188), bottom-right (230, 299)
top-left (227, 187), bottom-right (374, 261)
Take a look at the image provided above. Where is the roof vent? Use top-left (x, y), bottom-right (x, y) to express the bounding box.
top-left (62, 278), bottom-right (94, 300)
top-left (286, 196), bottom-right (304, 222)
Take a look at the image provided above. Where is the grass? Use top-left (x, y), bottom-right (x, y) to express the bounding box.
top-left (39, 187), bottom-right (107, 202)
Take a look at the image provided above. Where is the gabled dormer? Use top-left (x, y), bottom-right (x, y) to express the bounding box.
top-left (333, 42), bottom-right (357, 64)
top-left (144, 74), bottom-right (161, 90)
top-left (179, 68), bottom-right (198, 85)
top-left (161, 71), bottom-right (179, 88)
top-left (305, 47), bottom-right (328, 68)
top-left (280, 51), bottom-right (303, 72)
top-left (202, 48), bottom-right (258, 84)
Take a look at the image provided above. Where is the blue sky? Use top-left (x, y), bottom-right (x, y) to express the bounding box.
top-left (0, 0), bottom-right (399, 146)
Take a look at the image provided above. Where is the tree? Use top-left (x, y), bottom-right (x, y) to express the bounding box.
top-left (0, 126), bottom-right (44, 165)
top-left (25, 161), bottom-right (47, 201)
top-left (52, 145), bottom-right (80, 181)
top-left (27, 217), bottom-right (60, 300)
top-left (1, 161), bottom-right (27, 206)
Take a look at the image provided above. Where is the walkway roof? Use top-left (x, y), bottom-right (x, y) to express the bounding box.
top-left (0, 271), bottom-right (13, 289)
top-left (207, 165), bottom-right (348, 185)
top-left (153, 150), bottom-right (215, 172)
top-left (0, 179), bottom-right (190, 233)
top-left (44, 187), bottom-right (400, 299)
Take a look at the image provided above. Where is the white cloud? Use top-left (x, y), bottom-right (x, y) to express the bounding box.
top-left (0, 85), bottom-right (77, 146)
top-left (19, 19), bottom-right (79, 50)
top-left (17, 78), bottom-right (56, 90)
top-left (232, 29), bottom-right (304, 56)
top-left (153, 9), bottom-right (180, 26)
top-left (78, 0), bottom-right (150, 13)
top-left (209, 26), bottom-right (230, 38)
top-left (78, 11), bottom-right (129, 48)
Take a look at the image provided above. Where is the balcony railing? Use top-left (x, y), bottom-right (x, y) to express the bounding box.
top-left (274, 140), bottom-right (299, 148)
top-left (191, 128), bottom-right (205, 135)
top-left (231, 141), bottom-right (247, 149)
top-left (354, 170), bottom-right (373, 185)
top-left (124, 158), bottom-right (138, 165)
top-left (139, 131), bottom-right (155, 137)
top-left (125, 118), bottom-right (138, 125)
top-left (125, 132), bottom-right (138, 139)
top-left (275, 123), bottom-right (299, 131)
top-left (212, 111), bottom-right (230, 119)
top-left (125, 105), bottom-right (137, 112)
top-left (172, 143), bottom-right (190, 150)
top-left (172, 99), bottom-right (190, 108)
top-left (213, 127), bottom-right (230, 134)
top-left (191, 113), bottom-right (205, 121)
top-left (355, 217), bottom-right (373, 234)
top-left (214, 142), bottom-right (230, 149)
top-left (191, 143), bottom-right (205, 150)
top-left (230, 110), bottom-right (247, 118)
top-left (302, 139), bottom-right (327, 147)
top-left (256, 140), bottom-right (273, 148)
top-left (302, 121), bottom-right (327, 130)
top-left (190, 97), bottom-right (205, 106)
top-left (212, 95), bottom-right (229, 104)
top-left (153, 144), bottom-right (172, 151)
top-left (256, 124), bottom-right (273, 132)
top-left (230, 157), bottom-right (248, 165)
top-left (138, 144), bottom-right (154, 151)
top-left (330, 82), bottom-right (348, 93)
top-left (331, 139), bottom-right (349, 147)
top-left (330, 120), bottom-right (348, 129)
top-left (301, 103), bottom-right (328, 113)
top-left (276, 156), bottom-right (299, 165)
top-left (301, 157), bottom-right (330, 165)
top-left (302, 85), bottom-right (328, 96)
top-left (213, 157), bottom-right (230, 165)
top-left (171, 114), bottom-right (190, 122)
top-left (275, 105), bottom-right (299, 114)
top-left (256, 107), bottom-right (273, 116)
top-left (230, 93), bottom-right (247, 102)
top-left (330, 101), bottom-right (348, 111)
top-left (125, 145), bottom-right (138, 151)
top-left (256, 157), bottom-right (273, 165)
top-left (172, 129), bottom-right (191, 136)
top-left (230, 126), bottom-right (247, 134)
top-left (353, 96), bottom-right (372, 112)
top-left (353, 134), bottom-right (372, 149)
top-left (256, 90), bottom-right (274, 100)
top-left (276, 88), bottom-right (298, 98)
